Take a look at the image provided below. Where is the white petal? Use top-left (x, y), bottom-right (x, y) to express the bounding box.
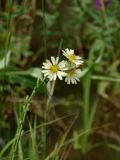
top-left (58, 71), bottom-right (66, 77)
top-left (48, 73), bottom-right (54, 79)
top-left (58, 61), bottom-right (66, 69)
top-left (42, 61), bottom-right (52, 69)
top-left (55, 57), bottom-right (59, 64)
top-left (49, 74), bottom-right (54, 81)
top-left (44, 72), bottom-right (51, 76)
top-left (51, 56), bottom-right (56, 64)
top-left (74, 80), bottom-right (77, 84)
top-left (42, 70), bottom-right (49, 73)
top-left (53, 74), bottom-right (57, 80)
top-left (46, 59), bottom-right (52, 65)
top-left (65, 48), bottom-right (69, 52)
top-left (76, 77), bottom-right (80, 81)
top-left (42, 65), bottom-right (51, 69)
top-left (57, 73), bottom-right (63, 80)
top-left (71, 78), bottom-right (75, 84)
top-left (69, 49), bottom-right (74, 55)
top-left (67, 79), bottom-right (71, 84)
top-left (62, 51), bottom-right (67, 57)
top-left (76, 56), bottom-right (82, 60)
top-left (50, 77), bottom-right (53, 81)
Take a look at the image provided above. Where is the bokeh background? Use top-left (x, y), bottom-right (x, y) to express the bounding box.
top-left (0, 0), bottom-right (120, 160)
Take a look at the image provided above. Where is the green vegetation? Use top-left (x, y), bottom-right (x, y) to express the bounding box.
top-left (0, 0), bottom-right (120, 159)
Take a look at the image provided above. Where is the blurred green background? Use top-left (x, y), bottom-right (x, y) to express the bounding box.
top-left (0, 0), bottom-right (120, 160)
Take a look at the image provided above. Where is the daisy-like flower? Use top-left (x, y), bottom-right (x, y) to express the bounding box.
top-left (62, 48), bottom-right (83, 66)
top-left (42, 56), bottom-right (66, 81)
top-left (65, 68), bottom-right (81, 84)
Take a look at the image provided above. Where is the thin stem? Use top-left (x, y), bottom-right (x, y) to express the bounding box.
top-left (9, 79), bottom-right (40, 160)
top-left (57, 39), bottom-right (63, 57)
top-left (46, 80), bottom-right (56, 112)
top-left (100, 0), bottom-right (109, 29)
top-left (42, 80), bottom-right (56, 159)
top-left (83, 73), bottom-right (91, 128)
top-left (42, 0), bottom-right (47, 59)
top-left (91, 75), bottom-right (120, 83)
top-left (3, 0), bottom-right (12, 102)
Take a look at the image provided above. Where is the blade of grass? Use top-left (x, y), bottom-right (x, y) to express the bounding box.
top-left (9, 79), bottom-right (40, 160)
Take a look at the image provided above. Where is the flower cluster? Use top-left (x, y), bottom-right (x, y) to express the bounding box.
top-left (42, 49), bottom-right (83, 84)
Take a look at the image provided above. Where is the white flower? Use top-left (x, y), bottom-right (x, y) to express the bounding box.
top-left (42, 56), bottom-right (66, 81)
top-left (62, 48), bottom-right (83, 66)
top-left (65, 69), bottom-right (81, 84)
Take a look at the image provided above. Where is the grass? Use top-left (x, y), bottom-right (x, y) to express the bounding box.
top-left (0, 0), bottom-right (120, 160)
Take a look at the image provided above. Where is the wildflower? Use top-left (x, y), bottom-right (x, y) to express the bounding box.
top-left (42, 56), bottom-right (66, 81)
top-left (42, 48), bottom-right (84, 84)
top-left (95, 0), bottom-right (112, 9)
top-left (62, 49), bottom-right (83, 66)
top-left (65, 68), bottom-right (82, 84)
top-left (95, 0), bottom-right (102, 9)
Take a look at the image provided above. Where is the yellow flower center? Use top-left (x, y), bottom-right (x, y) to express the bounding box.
top-left (50, 65), bottom-right (59, 73)
top-left (68, 54), bottom-right (76, 62)
top-left (68, 69), bottom-right (75, 76)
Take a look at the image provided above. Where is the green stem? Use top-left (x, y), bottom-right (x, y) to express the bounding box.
top-left (46, 80), bottom-right (56, 112)
top-left (91, 75), bottom-right (120, 83)
top-left (3, 0), bottom-right (12, 102)
top-left (42, 80), bottom-right (56, 159)
top-left (42, 0), bottom-right (47, 59)
top-left (83, 73), bottom-right (91, 128)
top-left (9, 79), bottom-right (39, 160)
top-left (100, 0), bottom-right (109, 29)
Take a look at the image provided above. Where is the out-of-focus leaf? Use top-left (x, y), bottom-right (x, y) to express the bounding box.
top-left (0, 67), bottom-right (43, 80)
top-left (0, 51), bottom-right (11, 69)
top-left (26, 68), bottom-right (43, 80)
top-left (10, 75), bottom-right (47, 94)
top-left (92, 39), bottom-right (104, 51)
top-left (38, 11), bottom-right (58, 27)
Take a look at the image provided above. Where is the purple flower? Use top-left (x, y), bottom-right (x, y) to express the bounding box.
top-left (107, 0), bottom-right (112, 5)
top-left (95, 0), bottom-right (102, 9)
top-left (95, 0), bottom-right (112, 9)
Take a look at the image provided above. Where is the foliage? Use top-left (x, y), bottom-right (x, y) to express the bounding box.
top-left (0, 0), bottom-right (120, 160)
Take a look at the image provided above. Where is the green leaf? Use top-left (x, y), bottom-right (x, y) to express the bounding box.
top-left (27, 68), bottom-right (43, 80)
top-left (0, 51), bottom-right (11, 69)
